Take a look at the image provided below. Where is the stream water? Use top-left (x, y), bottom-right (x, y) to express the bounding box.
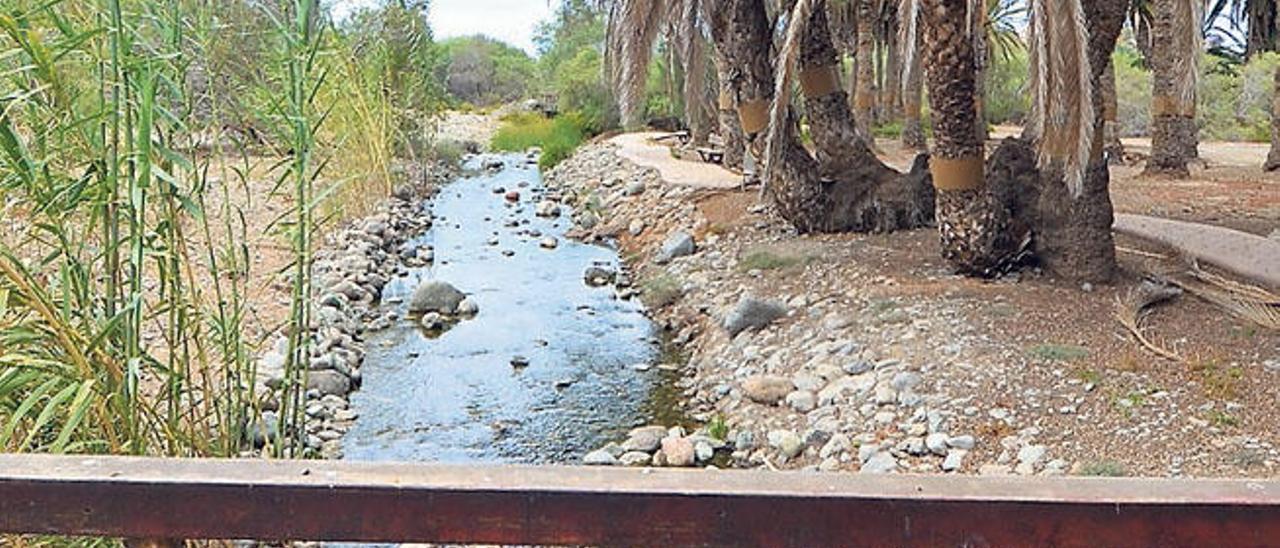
top-left (342, 154), bottom-right (682, 464)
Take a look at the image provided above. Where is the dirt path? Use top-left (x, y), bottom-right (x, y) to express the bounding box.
top-left (609, 133), bottom-right (740, 190)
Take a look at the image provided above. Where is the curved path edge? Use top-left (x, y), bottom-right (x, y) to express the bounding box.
top-left (1114, 213), bottom-right (1280, 288)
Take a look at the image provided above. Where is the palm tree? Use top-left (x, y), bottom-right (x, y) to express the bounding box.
top-left (920, 0), bottom-right (1126, 281)
top-left (1266, 66), bottom-right (1280, 171)
top-left (1142, 0), bottom-right (1201, 178)
top-left (853, 0), bottom-right (878, 140)
top-left (898, 0), bottom-right (927, 149)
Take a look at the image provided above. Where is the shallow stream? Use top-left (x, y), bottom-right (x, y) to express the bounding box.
top-left (342, 154), bottom-right (682, 464)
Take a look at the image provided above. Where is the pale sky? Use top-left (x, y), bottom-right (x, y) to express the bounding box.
top-left (332, 0), bottom-right (554, 55)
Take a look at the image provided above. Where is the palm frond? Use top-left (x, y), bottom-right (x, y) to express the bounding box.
top-left (1027, 0), bottom-right (1094, 197)
top-left (763, 0), bottom-right (821, 185)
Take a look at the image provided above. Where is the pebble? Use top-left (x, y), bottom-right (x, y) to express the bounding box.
top-left (942, 450), bottom-right (967, 472)
top-left (741, 375), bottom-right (795, 405)
top-left (767, 429), bottom-right (804, 459)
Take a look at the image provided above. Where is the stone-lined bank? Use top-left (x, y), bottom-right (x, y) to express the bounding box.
top-left (249, 163), bottom-right (452, 458)
top-left (542, 143), bottom-right (1022, 475)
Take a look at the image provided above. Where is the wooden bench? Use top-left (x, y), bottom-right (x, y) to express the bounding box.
top-left (696, 147), bottom-right (724, 164)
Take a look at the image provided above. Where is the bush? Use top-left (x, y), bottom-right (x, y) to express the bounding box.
top-left (491, 112), bottom-right (588, 170)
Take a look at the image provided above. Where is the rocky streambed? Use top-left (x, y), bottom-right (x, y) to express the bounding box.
top-left (324, 152), bottom-right (690, 464)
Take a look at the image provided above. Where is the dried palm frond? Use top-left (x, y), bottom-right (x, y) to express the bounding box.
top-left (1167, 263), bottom-right (1280, 331)
top-left (1114, 279), bottom-right (1185, 362)
top-left (762, 0), bottom-right (821, 187)
top-left (607, 0), bottom-right (670, 128)
top-left (1026, 0), bottom-right (1094, 197)
top-left (1174, 0), bottom-right (1203, 107)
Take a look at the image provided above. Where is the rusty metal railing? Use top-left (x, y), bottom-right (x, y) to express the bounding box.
top-left (2, 454), bottom-right (1279, 547)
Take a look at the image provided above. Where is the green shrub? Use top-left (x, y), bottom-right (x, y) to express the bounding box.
top-left (872, 122), bottom-right (904, 139)
top-left (737, 250), bottom-right (807, 271)
top-left (1028, 343), bottom-right (1091, 362)
top-left (491, 113), bottom-right (588, 170)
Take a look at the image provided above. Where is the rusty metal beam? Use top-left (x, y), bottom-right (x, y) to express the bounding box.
top-left (2, 454), bottom-right (1280, 547)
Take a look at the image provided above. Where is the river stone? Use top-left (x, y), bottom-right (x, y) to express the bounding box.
top-left (408, 280), bottom-right (466, 314)
top-left (583, 266), bottom-right (617, 287)
top-left (535, 200), bottom-right (561, 218)
top-left (420, 312), bottom-right (444, 330)
top-left (654, 230), bottom-right (695, 264)
top-left (741, 375), bottom-right (794, 405)
top-left (622, 426), bottom-right (667, 453)
top-left (455, 297), bottom-right (479, 316)
top-left (860, 451), bottom-right (898, 474)
top-left (619, 451), bottom-right (652, 466)
top-left (948, 435), bottom-right (976, 450)
top-left (583, 449), bottom-right (617, 466)
top-left (694, 440), bottom-right (715, 462)
top-left (942, 450), bottom-right (967, 472)
top-left (926, 433), bottom-right (950, 456)
top-left (577, 210), bottom-right (599, 230)
top-left (819, 433), bottom-right (852, 459)
top-left (307, 370), bottom-right (351, 397)
top-left (724, 296), bottom-right (787, 337)
top-left (767, 430), bottom-right (804, 459)
top-left (624, 181), bottom-right (646, 196)
top-left (785, 390), bottom-right (817, 412)
top-left (661, 437), bottom-right (696, 467)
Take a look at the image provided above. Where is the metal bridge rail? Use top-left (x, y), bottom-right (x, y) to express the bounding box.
top-left (2, 454), bottom-right (1279, 547)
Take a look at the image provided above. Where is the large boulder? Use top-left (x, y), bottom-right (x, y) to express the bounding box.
top-left (724, 296), bottom-right (788, 337)
top-left (307, 370), bottom-right (351, 397)
top-left (408, 280), bottom-right (466, 315)
top-left (654, 231), bottom-right (695, 264)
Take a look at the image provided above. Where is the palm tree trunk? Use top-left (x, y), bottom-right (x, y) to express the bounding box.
top-left (854, 0), bottom-right (877, 140)
top-left (919, 0), bottom-right (1016, 275)
top-left (1265, 65), bottom-right (1280, 171)
top-left (901, 41), bottom-right (927, 150)
top-left (972, 0), bottom-right (989, 142)
top-left (1102, 55), bottom-right (1125, 163)
top-left (1144, 0), bottom-right (1194, 178)
top-left (713, 55), bottom-right (746, 170)
top-left (883, 17), bottom-right (901, 123)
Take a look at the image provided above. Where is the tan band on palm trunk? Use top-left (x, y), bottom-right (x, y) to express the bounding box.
top-left (738, 99), bottom-right (770, 134)
top-left (930, 155), bottom-right (984, 191)
top-left (1152, 95), bottom-right (1196, 117)
top-left (799, 65), bottom-right (841, 99)
top-left (1104, 101), bottom-right (1118, 122)
top-left (854, 91), bottom-right (874, 110)
top-left (718, 90), bottom-right (734, 111)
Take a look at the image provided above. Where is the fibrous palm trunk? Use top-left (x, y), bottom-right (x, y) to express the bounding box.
top-left (972, 0), bottom-right (989, 142)
top-left (1265, 65), bottom-right (1280, 171)
top-left (707, 0), bottom-right (933, 233)
top-left (1143, 0), bottom-right (1197, 178)
top-left (883, 16), bottom-right (902, 124)
top-left (900, 0), bottom-right (927, 150)
top-left (713, 54), bottom-right (746, 170)
top-left (1102, 55), bottom-right (1125, 163)
top-left (854, 0), bottom-right (877, 140)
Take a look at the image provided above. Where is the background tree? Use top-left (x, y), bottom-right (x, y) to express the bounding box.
top-left (1143, 0), bottom-right (1202, 177)
top-left (439, 36), bottom-right (535, 106)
